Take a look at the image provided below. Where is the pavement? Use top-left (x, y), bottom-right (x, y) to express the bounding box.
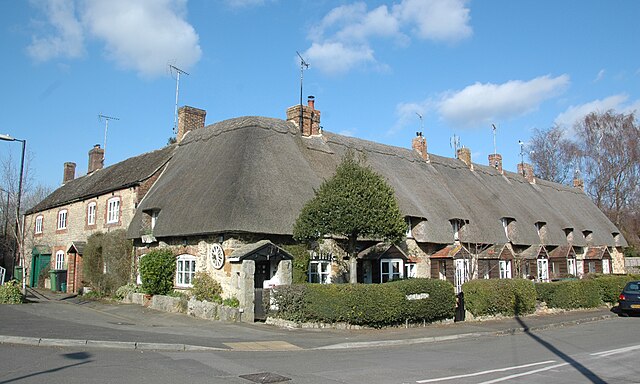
top-left (0, 288), bottom-right (618, 352)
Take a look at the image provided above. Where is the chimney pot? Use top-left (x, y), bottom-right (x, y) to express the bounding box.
top-left (177, 106), bottom-right (207, 143)
top-left (88, 144), bottom-right (104, 174)
top-left (411, 134), bottom-right (428, 161)
top-left (307, 95), bottom-right (315, 110)
top-left (63, 162), bottom-right (76, 184)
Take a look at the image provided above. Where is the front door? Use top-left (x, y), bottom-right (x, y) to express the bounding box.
top-left (254, 261), bottom-right (271, 321)
top-left (30, 254), bottom-right (51, 287)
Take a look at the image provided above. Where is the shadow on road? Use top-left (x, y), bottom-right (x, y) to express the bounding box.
top-left (0, 351), bottom-right (92, 384)
top-left (515, 315), bottom-right (605, 384)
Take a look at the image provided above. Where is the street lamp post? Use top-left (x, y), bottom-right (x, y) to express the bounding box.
top-left (0, 134), bottom-right (26, 294)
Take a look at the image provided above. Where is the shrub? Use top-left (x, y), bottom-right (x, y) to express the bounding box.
top-left (114, 283), bottom-right (141, 301)
top-left (587, 274), bottom-right (640, 304)
top-left (190, 272), bottom-right (223, 302)
top-left (83, 230), bottom-right (133, 296)
top-left (269, 278), bottom-right (456, 327)
top-left (281, 244), bottom-right (311, 284)
top-left (223, 297), bottom-right (240, 307)
top-left (0, 280), bottom-right (23, 304)
top-left (463, 279), bottom-right (536, 317)
top-left (139, 249), bottom-right (176, 295)
top-left (539, 280), bottom-right (601, 309)
top-left (37, 265), bottom-right (50, 289)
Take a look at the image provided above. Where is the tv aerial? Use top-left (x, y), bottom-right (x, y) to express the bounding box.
top-left (98, 114), bottom-right (119, 160)
top-left (296, 51), bottom-right (310, 129)
top-left (169, 64), bottom-right (189, 134)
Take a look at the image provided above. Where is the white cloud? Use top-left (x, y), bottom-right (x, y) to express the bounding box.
top-left (26, 0), bottom-right (202, 77)
top-left (393, 0), bottom-right (472, 42)
top-left (438, 74), bottom-right (570, 128)
top-left (224, 0), bottom-right (267, 7)
top-left (27, 0), bottom-right (85, 61)
top-left (307, 0), bottom-right (472, 75)
top-left (303, 42), bottom-right (375, 76)
top-left (594, 69), bottom-right (605, 82)
top-left (554, 94), bottom-right (638, 127)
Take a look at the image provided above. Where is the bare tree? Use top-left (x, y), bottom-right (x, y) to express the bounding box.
top-left (575, 111), bottom-right (640, 230)
top-left (529, 125), bottom-right (579, 184)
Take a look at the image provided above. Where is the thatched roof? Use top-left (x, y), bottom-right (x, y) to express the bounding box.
top-left (127, 116), bottom-right (626, 248)
top-left (27, 145), bottom-right (175, 214)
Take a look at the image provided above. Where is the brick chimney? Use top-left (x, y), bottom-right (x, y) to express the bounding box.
top-left (457, 147), bottom-right (472, 169)
top-left (488, 153), bottom-right (503, 173)
top-left (573, 175), bottom-right (584, 191)
top-left (63, 162), bottom-right (76, 184)
top-left (517, 162), bottom-right (535, 183)
top-left (411, 132), bottom-right (428, 161)
top-left (88, 144), bottom-right (104, 174)
top-left (286, 96), bottom-right (321, 136)
top-left (177, 106), bottom-right (207, 143)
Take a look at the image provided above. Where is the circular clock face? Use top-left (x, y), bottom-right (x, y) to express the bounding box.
top-left (210, 243), bottom-right (225, 269)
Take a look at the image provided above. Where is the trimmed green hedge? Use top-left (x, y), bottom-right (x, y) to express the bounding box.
top-left (587, 274), bottom-right (640, 304)
top-left (269, 278), bottom-right (455, 327)
top-left (463, 279), bottom-right (536, 317)
top-left (536, 280), bottom-right (601, 309)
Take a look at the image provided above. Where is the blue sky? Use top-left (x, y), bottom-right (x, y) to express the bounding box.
top-left (1, 0), bottom-right (639, 190)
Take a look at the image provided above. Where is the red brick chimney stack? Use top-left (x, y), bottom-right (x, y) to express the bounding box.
top-left (286, 96), bottom-right (321, 136)
top-left (411, 132), bottom-right (428, 161)
top-left (63, 162), bottom-right (76, 184)
top-left (517, 162), bottom-right (535, 183)
top-left (457, 147), bottom-right (472, 169)
top-left (488, 153), bottom-right (503, 174)
top-left (177, 106), bottom-right (207, 143)
top-left (88, 144), bottom-right (104, 174)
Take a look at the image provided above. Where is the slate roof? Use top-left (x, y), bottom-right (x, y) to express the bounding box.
top-left (127, 115), bottom-right (627, 248)
top-left (27, 145), bottom-right (176, 214)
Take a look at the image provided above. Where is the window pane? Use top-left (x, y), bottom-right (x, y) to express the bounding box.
top-left (381, 262), bottom-right (389, 274)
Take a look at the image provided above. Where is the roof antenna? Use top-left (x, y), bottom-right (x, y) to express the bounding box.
top-left (98, 114), bottom-right (119, 161)
top-left (416, 112), bottom-right (424, 133)
top-left (491, 123), bottom-right (497, 156)
top-left (518, 140), bottom-right (525, 176)
top-left (296, 51), bottom-right (310, 131)
top-left (450, 134), bottom-right (460, 158)
top-left (169, 64), bottom-right (189, 134)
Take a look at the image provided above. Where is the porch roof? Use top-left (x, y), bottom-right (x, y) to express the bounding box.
top-left (227, 240), bottom-right (293, 263)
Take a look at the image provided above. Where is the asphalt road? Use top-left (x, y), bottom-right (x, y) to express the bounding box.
top-left (1, 317), bottom-right (639, 383)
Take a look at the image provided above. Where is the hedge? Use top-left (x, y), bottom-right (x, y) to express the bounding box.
top-left (463, 279), bottom-right (536, 317)
top-left (536, 280), bottom-right (601, 309)
top-left (0, 280), bottom-right (22, 304)
top-left (139, 249), bottom-right (176, 295)
top-left (268, 278), bottom-right (455, 327)
top-left (586, 274), bottom-right (640, 304)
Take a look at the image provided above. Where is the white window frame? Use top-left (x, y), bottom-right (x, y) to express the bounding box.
top-left (87, 202), bottom-right (96, 226)
top-left (537, 258), bottom-right (549, 282)
top-left (602, 259), bottom-right (610, 274)
top-left (567, 258), bottom-right (576, 276)
top-left (381, 259), bottom-right (403, 283)
top-left (405, 217), bottom-right (413, 238)
top-left (452, 220), bottom-right (460, 241)
top-left (309, 260), bottom-right (331, 284)
top-left (499, 260), bottom-right (512, 279)
top-left (55, 250), bottom-right (65, 270)
top-left (175, 254), bottom-right (196, 287)
top-left (57, 210), bottom-right (67, 230)
top-left (454, 258), bottom-right (470, 293)
top-left (151, 210), bottom-right (159, 229)
top-left (35, 215), bottom-right (43, 234)
top-left (107, 197), bottom-right (121, 224)
top-left (439, 260), bottom-right (447, 281)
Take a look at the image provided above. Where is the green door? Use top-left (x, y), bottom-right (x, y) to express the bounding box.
top-left (30, 254), bottom-right (51, 287)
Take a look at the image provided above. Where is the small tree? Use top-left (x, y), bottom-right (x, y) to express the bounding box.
top-left (139, 248), bottom-right (175, 295)
top-left (83, 230), bottom-right (133, 296)
top-left (293, 151), bottom-right (406, 283)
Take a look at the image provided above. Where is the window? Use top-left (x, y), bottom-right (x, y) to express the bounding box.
top-left (583, 230), bottom-right (593, 244)
top-left (502, 218), bottom-right (514, 241)
top-left (588, 261), bottom-right (596, 274)
top-left (499, 260), bottom-right (512, 279)
top-left (454, 259), bottom-right (470, 293)
top-left (567, 258), bottom-right (576, 276)
top-left (439, 260), bottom-right (447, 281)
top-left (564, 228), bottom-right (574, 243)
top-left (107, 197), bottom-right (120, 224)
top-left (405, 217), bottom-right (413, 238)
top-left (537, 258), bottom-right (549, 282)
top-left (35, 215), bottom-right (43, 234)
top-left (176, 254), bottom-right (196, 287)
top-left (55, 250), bottom-right (65, 270)
top-left (151, 210), bottom-right (159, 229)
top-left (381, 259), bottom-right (403, 282)
top-left (87, 202), bottom-right (96, 225)
top-left (535, 221), bottom-right (547, 239)
top-left (57, 210), bottom-right (67, 230)
top-left (451, 219), bottom-right (466, 241)
top-left (309, 261), bottom-right (331, 284)
top-left (602, 259), bottom-right (610, 274)
top-left (405, 263), bottom-right (416, 278)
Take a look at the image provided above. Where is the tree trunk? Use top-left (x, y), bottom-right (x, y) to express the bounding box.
top-left (349, 256), bottom-right (357, 284)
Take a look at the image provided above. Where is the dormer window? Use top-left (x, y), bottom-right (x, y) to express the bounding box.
top-left (564, 228), bottom-right (574, 243)
top-left (405, 217), bottom-right (413, 238)
top-left (501, 217), bottom-right (515, 241)
top-left (450, 219), bottom-right (467, 241)
top-left (151, 210), bottom-right (159, 230)
top-left (613, 232), bottom-right (622, 244)
top-left (535, 221), bottom-right (547, 239)
top-left (583, 230), bottom-right (593, 244)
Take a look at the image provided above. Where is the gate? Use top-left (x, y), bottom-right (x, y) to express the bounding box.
top-left (254, 288), bottom-right (270, 321)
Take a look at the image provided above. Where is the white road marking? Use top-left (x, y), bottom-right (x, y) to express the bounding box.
top-left (475, 362), bottom-right (570, 384)
top-left (590, 344), bottom-right (640, 358)
top-left (415, 360), bottom-right (556, 383)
